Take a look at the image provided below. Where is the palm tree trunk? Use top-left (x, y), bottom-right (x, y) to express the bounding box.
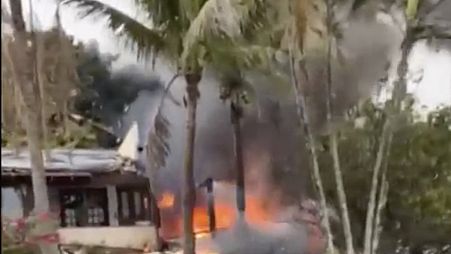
top-left (329, 134), bottom-right (355, 254)
top-left (363, 30), bottom-right (415, 254)
top-left (325, 1), bottom-right (354, 253)
top-left (290, 53), bottom-right (335, 254)
top-left (231, 95), bottom-right (245, 217)
top-left (8, 1), bottom-right (58, 253)
top-left (371, 169), bottom-right (389, 254)
top-left (182, 73), bottom-right (201, 254)
top-left (34, 34), bottom-right (51, 160)
top-left (363, 124), bottom-right (391, 254)
top-left (2, 32), bottom-right (23, 154)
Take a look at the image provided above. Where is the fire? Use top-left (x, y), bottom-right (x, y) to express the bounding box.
top-left (158, 192), bottom-right (175, 209)
top-left (191, 195), bottom-right (273, 233)
top-left (159, 193), bottom-right (275, 239)
top-left (157, 180), bottom-right (282, 241)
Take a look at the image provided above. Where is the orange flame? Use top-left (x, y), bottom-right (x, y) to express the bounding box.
top-left (158, 192), bottom-right (175, 209)
top-left (191, 195), bottom-right (273, 234)
top-left (159, 185), bottom-right (280, 239)
top-left (159, 193), bottom-right (272, 237)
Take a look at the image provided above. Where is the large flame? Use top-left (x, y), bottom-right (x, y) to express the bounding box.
top-left (158, 188), bottom-right (277, 239)
top-left (156, 184), bottom-right (325, 254)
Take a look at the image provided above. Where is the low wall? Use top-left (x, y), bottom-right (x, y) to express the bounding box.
top-left (58, 226), bottom-right (158, 251)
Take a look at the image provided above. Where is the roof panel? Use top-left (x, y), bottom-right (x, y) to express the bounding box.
top-left (1, 149), bottom-right (124, 173)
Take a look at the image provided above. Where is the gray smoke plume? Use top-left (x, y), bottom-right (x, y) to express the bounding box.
top-left (75, 41), bottom-right (167, 147)
top-left (301, 14), bottom-right (402, 134)
top-left (123, 11), bottom-right (403, 205)
top-left (82, 7), bottom-right (405, 253)
top-left (144, 68), bottom-right (310, 205)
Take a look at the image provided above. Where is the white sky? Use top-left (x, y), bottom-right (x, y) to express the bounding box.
top-left (9, 0), bottom-right (451, 111)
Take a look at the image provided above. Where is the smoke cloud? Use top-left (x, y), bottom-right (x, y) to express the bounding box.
top-left (74, 41), bottom-right (166, 147)
top-left (79, 8), bottom-right (403, 253)
top-left (301, 14), bottom-right (402, 134)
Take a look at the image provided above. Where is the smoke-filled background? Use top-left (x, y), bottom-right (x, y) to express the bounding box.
top-left (76, 11), bottom-right (401, 199)
top-left (63, 15), bottom-right (401, 254)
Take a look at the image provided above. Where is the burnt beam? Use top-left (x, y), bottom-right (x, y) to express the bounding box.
top-left (198, 178), bottom-right (217, 234)
top-left (205, 178), bottom-right (216, 234)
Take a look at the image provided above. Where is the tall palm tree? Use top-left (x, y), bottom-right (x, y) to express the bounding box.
top-left (5, 0), bottom-right (59, 253)
top-left (288, 1), bottom-right (374, 253)
top-left (196, 0), bottom-right (274, 216)
top-left (362, 1), bottom-right (451, 253)
top-left (286, 0), bottom-right (338, 252)
top-left (65, 0), bottom-right (267, 252)
top-left (323, 1), bottom-right (356, 253)
top-left (218, 70), bottom-right (249, 216)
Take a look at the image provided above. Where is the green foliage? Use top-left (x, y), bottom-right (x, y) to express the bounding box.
top-left (388, 106), bottom-right (451, 241)
top-left (318, 100), bottom-right (451, 248)
top-left (65, 0), bottom-right (164, 60)
top-left (64, 0), bottom-right (272, 74)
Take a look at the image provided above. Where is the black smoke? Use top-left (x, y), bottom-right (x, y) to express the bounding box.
top-left (73, 41), bottom-right (164, 147)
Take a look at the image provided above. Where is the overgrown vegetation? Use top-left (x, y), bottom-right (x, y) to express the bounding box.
top-left (319, 101), bottom-right (451, 253)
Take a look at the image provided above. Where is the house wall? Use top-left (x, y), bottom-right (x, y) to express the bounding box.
top-left (1, 173), bottom-right (155, 227)
top-left (58, 226), bottom-right (159, 251)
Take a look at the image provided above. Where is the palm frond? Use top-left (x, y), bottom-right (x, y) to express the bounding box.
top-left (219, 72), bottom-right (258, 105)
top-left (180, 0), bottom-right (266, 69)
top-left (135, 0), bottom-right (186, 60)
top-left (146, 75), bottom-right (179, 172)
top-left (63, 0), bottom-right (164, 59)
top-left (136, 0), bottom-right (185, 27)
top-left (147, 113), bottom-right (171, 170)
top-left (207, 38), bottom-right (277, 72)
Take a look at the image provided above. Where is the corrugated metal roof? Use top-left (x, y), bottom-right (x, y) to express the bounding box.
top-left (1, 149), bottom-right (129, 174)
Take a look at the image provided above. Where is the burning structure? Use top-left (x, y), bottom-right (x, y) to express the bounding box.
top-left (136, 10), bottom-right (399, 252)
top-left (140, 79), bottom-right (327, 253)
top-left (157, 181), bottom-right (326, 254)
top-left (0, 10), bottom-right (399, 250)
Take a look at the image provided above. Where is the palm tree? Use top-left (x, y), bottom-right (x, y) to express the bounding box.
top-left (286, 0), bottom-right (338, 252)
top-left (290, 1), bottom-right (451, 254)
top-left (65, 0), bottom-right (267, 252)
top-left (362, 1), bottom-right (451, 253)
top-left (199, 1), bottom-right (274, 216)
top-left (288, 1), bottom-right (374, 253)
top-left (5, 0), bottom-right (59, 253)
top-left (217, 70), bottom-right (249, 216)
top-left (323, 1), bottom-right (355, 253)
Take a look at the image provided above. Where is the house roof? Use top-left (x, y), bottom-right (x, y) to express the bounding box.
top-left (1, 149), bottom-right (136, 177)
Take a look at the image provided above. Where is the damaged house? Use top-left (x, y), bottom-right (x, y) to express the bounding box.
top-left (1, 123), bottom-right (156, 228)
top-left (1, 124), bottom-right (161, 250)
top-left (1, 149), bottom-right (155, 227)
